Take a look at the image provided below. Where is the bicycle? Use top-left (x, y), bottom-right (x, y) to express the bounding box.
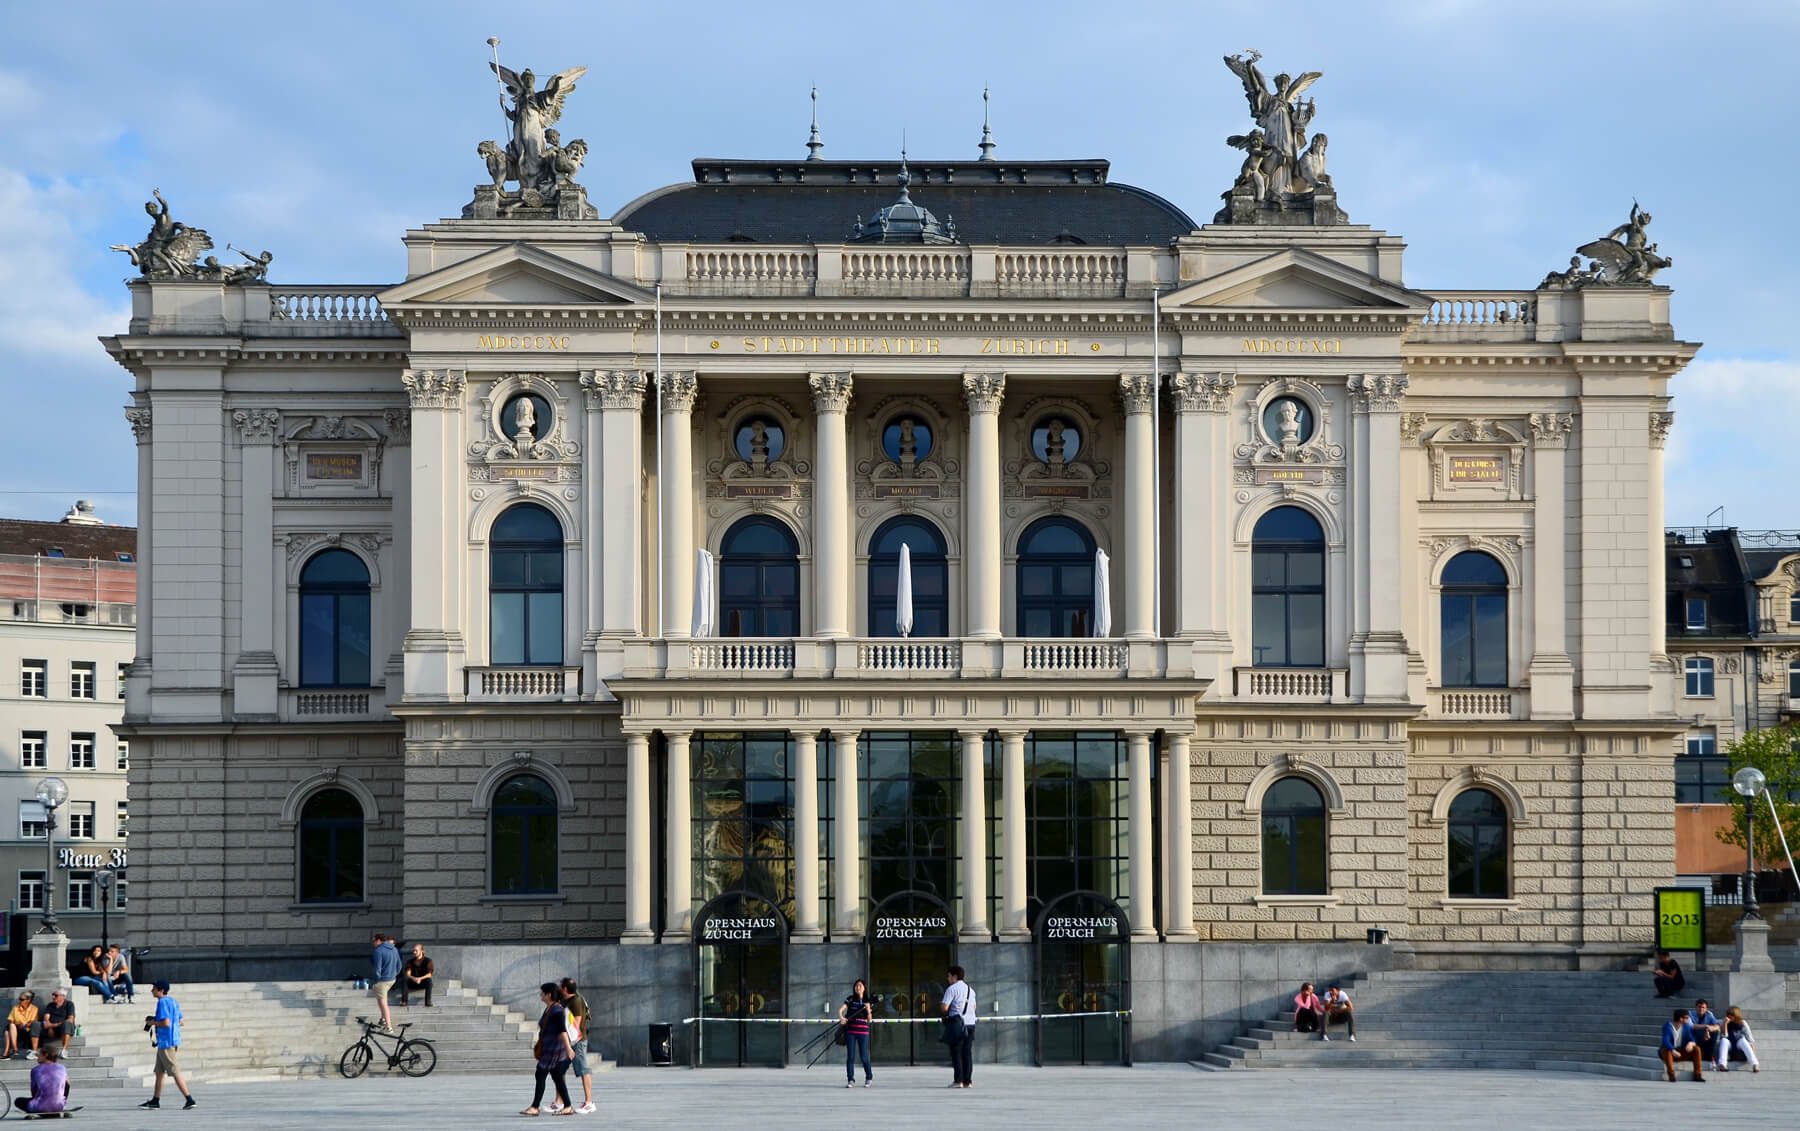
top-left (338, 1016), bottom-right (436, 1078)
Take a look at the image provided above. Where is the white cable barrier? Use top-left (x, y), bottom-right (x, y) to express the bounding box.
top-left (679, 1010), bottom-right (1130, 1025)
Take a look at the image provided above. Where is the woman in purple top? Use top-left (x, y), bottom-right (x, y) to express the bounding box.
top-left (16, 1044), bottom-right (68, 1114)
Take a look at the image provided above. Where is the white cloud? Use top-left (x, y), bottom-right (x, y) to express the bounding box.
top-left (1664, 358), bottom-right (1800, 530)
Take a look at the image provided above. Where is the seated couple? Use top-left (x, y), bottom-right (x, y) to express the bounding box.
top-left (1292, 982), bottom-right (1355, 1041)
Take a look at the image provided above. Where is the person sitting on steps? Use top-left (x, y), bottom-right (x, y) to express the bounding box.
top-left (1652, 950), bottom-right (1685, 998)
top-left (1689, 998), bottom-right (1724, 1071)
top-left (1659, 1008), bottom-right (1706, 1083)
top-left (15, 1044), bottom-right (68, 1116)
top-left (4, 992), bottom-right (36, 1060)
top-left (1320, 983), bottom-right (1355, 1042)
top-left (1292, 982), bottom-right (1324, 1034)
top-left (1720, 1006), bottom-right (1759, 1073)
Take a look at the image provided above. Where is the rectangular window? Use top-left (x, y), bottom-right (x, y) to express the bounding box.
top-left (70, 662), bottom-right (96, 699)
top-left (1685, 598), bottom-right (1708, 631)
top-left (1686, 732), bottom-right (1717, 757)
top-left (1676, 738), bottom-right (1730, 804)
top-left (21, 731), bottom-right (47, 769)
top-left (67, 871), bottom-right (94, 911)
top-left (692, 733), bottom-right (795, 911)
top-left (114, 880), bottom-right (128, 909)
top-left (117, 662), bottom-right (129, 698)
top-left (1684, 657), bottom-right (1715, 697)
top-left (117, 799), bottom-right (129, 838)
top-left (19, 801), bottom-right (46, 840)
top-left (17, 871), bottom-right (44, 911)
top-left (70, 734), bottom-right (95, 770)
top-left (20, 661), bottom-right (46, 698)
top-left (859, 732), bottom-right (960, 908)
top-left (67, 802), bottom-right (95, 839)
top-left (116, 741), bottom-right (130, 771)
top-left (1791, 592), bottom-right (1800, 623)
top-left (1024, 731), bottom-right (1132, 914)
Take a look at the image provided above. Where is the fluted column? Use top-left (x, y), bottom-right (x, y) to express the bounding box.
top-left (658, 372), bottom-right (698, 639)
top-left (1119, 374), bottom-right (1157, 640)
top-left (999, 729), bottom-right (1030, 939)
top-left (400, 369), bottom-right (467, 699)
top-left (963, 374), bottom-right (1006, 639)
top-left (959, 729), bottom-right (990, 939)
top-left (1127, 730), bottom-right (1156, 937)
top-left (1347, 373), bottom-right (1410, 702)
top-left (664, 730), bottom-right (694, 939)
top-left (622, 731), bottom-right (653, 942)
top-left (1527, 412), bottom-right (1576, 717)
top-left (1164, 733), bottom-right (1197, 937)
top-left (792, 731), bottom-right (823, 940)
top-left (832, 730), bottom-right (861, 936)
top-left (810, 373), bottom-right (854, 638)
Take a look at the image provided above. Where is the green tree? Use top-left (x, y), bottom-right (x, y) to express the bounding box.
top-left (1714, 724), bottom-right (1800, 870)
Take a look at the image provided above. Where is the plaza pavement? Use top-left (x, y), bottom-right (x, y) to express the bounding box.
top-left (65, 1065), bottom-right (1796, 1130)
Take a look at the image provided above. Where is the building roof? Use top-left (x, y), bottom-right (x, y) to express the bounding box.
top-left (0, 513), bottom-right (137, 561)
top-left (1665, 529), bottom-right (1753, 638)
top-left (613, 159), bottom-right (1199, 246)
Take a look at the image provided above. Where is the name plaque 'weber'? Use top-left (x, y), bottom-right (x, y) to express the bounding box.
top-left (1447, 456), bottom-right (1505, 483)
top-left (305, 453), bottom-right (364, 481)
top-left (1254, 468), bottom-right (1328, 485)
top-left (874, 484), bottom-right (941, 499)
top-left (1026, 485), bottom-right (1090, 499)
top-left (726, 484), bottom-right (794, 499)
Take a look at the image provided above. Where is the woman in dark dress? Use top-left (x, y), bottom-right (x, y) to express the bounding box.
top-left (523, 982), bottom-right (576, 1116)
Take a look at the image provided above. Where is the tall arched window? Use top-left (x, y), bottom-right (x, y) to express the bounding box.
top-left (868, 516), bottom-right (948, 637)
top-left (1260, 776), bottom-right (1327, 895)
top-left (719, 517), bottom-right (801, 637)
top-left (491, 773), bottom-right (558, 895)
top-left (1251, 507), bottom-right (1325, 667)
top-left (1016, 518), bottom-right (1096, 638)
top-left (1447, 788), bottom-right (1509, 899)
top-left (298, 788), bottom-right (364, 903)
top-left (490, 504), bottom-right (564, 666)
top-left (1440, 551), bottom-right (1508, 688)
top-left (299, 550), bottom-right (371, 687)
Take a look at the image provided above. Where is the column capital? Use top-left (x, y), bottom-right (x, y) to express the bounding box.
top-left (230, 407), bottom-right (282, 445)
top-left (1648, 410), bottom-right (1674, 450)
top-left (1529, 411), bottom-right (1576, 449)
top-left (962, 372), bottom-right (1006, 414)
top-left (124, 405), bottom-right (152, 444)
top-left (1118, 373), bottom-right (1156, 416)
top-left (809, 371), bottom-right (854, 413)
top-left (581, 369), bottom-right (648, 412)
top-left (658, 370), bottom-right (699, 414)
top-left (401, 368), bottom-right (466, 409)
top-left (1347, 372), bottom-right (1408, 414)
top-left (1169, 371), bottom-right (1236, 414)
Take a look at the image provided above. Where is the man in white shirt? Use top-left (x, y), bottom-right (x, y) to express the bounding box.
top-left (1321, 983), bottom-right (1355, 1041)
top-left (940, 965), bottom-right (976, 1088)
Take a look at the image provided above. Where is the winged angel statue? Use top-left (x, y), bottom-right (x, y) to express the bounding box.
top-left (110, 190), bottom-right (213, 279)
top-left (1216, 52), bottom-right (1341, 224)
top-left (480, 63), bottom-right (591, 210)
top-left (1540, 202), bottom-right (1672, 288)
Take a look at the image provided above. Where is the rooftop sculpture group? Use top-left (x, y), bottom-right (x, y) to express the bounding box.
top-left (109, 190), bottom-right (273, 283)
top-left (466, 44), bottom-right (598, 220)
top-left (1216, 51), bottom-right (1345, 226)
top-left (1540, 202), bottom-right (1672, 288)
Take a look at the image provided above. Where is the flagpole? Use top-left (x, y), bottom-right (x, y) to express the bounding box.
top-left (655, 282), bottom-right (664, 638)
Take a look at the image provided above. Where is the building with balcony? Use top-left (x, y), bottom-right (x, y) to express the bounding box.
top-left (103, 104), bottom-right (1699, 1063)
top-left (0, 504), bottom-right (135, 955)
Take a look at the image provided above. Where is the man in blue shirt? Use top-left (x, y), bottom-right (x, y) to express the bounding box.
top-left (1689, 999), bottom-right (1724, 1070)
top-left (1659, 1008), bottom-right (1705, 1083)
top-left (370, 933), bottom-right (401, 1032)
top-left (138, 981), bottom-right (195, 1109)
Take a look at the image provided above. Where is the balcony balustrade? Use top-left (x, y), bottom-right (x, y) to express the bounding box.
top-left (1427, 687), bottom-right (1527, 720)
top-left (464, 666), bottom-right (581, 702)
top-left (1231, 667), bottom-right (1344, 703)
top-left (615, 637), bottom-right (1174, 682)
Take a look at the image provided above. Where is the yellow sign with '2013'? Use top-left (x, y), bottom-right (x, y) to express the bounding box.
top-left (1654, 886), bottom-right (1705, 951)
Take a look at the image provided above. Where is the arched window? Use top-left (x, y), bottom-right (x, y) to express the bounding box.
top-left (491, 773), bottom-right (558, 895)
top-left (868, 516), bottom-right (948, 637)
top-left (1016, 518), bottom-right (1096, 638)
top-left (720, 517), bottom-right (800, 637)
top-left (1440, 551), bottom-right (1508, 688)
top-left (299, 550), bottom-right (371, 687)
top-left (1251, 507), bottom-right (1325, 667)
top-left (298, 788), bottom-right (364, 903)
top-left (1447, 788), bottom-right (1509, 899)
top-left (490, 504), bottom-right (564, 666)
top-left (1260, 776), bottom-right (1327, 895)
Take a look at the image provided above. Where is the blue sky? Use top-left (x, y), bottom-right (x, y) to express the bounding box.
top-left (3, 0), bottom-right (1795, 528)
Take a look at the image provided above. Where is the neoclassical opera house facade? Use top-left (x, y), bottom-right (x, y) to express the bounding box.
top-left (105, 59), bottom-right (1695, 1064)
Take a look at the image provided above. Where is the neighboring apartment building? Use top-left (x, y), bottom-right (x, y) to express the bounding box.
top-left (1666, 527), bottom-right (1800, 880)
top-left (0, 502), bottom-right (135, 949)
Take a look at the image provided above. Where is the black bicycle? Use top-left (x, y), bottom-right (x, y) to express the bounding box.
top-left (339, 1016), bottom-right (436, 1078)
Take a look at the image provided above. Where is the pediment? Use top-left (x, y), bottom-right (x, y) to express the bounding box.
top-left (379, 243), bottom-right (653, 307)
top-left (1164, 248), bottom-right (1432, 312)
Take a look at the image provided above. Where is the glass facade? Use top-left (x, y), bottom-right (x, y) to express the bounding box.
top-left (694, 733), bottom-right (797, 923)
top-left (1023, 732), bottom-right (1130, 923)
top-left (860, 731), bottom-right (960, 905)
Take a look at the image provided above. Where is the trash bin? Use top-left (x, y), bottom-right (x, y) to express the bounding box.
top-left (649, 1022), bottom-right (673, 1066)
top-left (1365, 927), bottom-right (1389, 945)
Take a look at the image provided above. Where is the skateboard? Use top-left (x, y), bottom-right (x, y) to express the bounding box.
top-left (19, 1108), bottom-right (83, 1119)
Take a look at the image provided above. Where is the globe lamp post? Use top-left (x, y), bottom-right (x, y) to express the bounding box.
top-left (34, 776), bottom-right (68, 935)
top-left (1732, 766), bottom-right (1767, 922)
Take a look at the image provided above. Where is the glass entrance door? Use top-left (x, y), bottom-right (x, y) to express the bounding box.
top-left (868, 939), bottom-right (953, 1066)
top-left (1035, 891), bottom-right (1130, 1066)
top-left (698, 941), bottom-right (785, 1066)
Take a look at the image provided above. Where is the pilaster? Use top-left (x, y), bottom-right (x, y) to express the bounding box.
top-left (124, 406), bottom-right (154, 716)
top-left (382, 407), bottom-right (411, 711)
top-left (1164, 733), bottom-right (1197, 938)
top-left (230, 407), bottom-right (282, 719)
top-left (1527, 412), bottom-right (1576, 717)
top-left (1347, 373), bottom-right (1410, 702)
top-left (400, 368), bottom-right (467, 701)
top-left (1169, 372), bottom-right (1235, 679)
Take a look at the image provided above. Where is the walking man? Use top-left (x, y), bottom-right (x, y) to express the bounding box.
top-left (370, 933), bottom-right (400, 1032)
top-left (558, 978), bottom-right (597, 1114)
top-left (139, 980), bottom-right (196, 1109)
top-left (400, 943), bottom-right (434, 1008)
top-left (940, 965), bottom-right (976, 1089)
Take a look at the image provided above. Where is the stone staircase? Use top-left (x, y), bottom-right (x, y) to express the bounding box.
top-left (1194, 970), bottom-right (1800, 1078)
top-left (0, 978), bottom-right (575, 1090)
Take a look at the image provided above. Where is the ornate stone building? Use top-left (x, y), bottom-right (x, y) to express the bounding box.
top-left (103, 61), bottom-right (1698, 1063)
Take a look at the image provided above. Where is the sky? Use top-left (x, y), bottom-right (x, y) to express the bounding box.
top-left (2, 0), bottom-right (1795, 529)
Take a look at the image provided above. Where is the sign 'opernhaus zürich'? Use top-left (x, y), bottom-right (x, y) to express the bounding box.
top-left (104, 52), bottom-right (1695, 1066)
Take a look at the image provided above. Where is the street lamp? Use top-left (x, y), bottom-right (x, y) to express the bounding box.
top-left (95, 868), bottom-right (116, 952)
top-left (33, 777), bottom-right (68, 935)
top-left (1732, 766), bottom-right (1767, 921)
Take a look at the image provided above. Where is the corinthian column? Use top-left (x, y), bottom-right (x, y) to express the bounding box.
top-left (962, 374), bottom-right (1006, 639)
top-left (1347, 373), bottom-right (1410, 702)
top-left (658, 372), bottom-right (698, 639)
top-left (1119, 374), bottom-right (1156, 640)
top-left (810, 372), bottom-right (854, 638)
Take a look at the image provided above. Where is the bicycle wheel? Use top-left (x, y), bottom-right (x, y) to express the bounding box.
top-left (396, 1038), bottom-right (436, 1077)
top-left (339, 1040), bottom-right (373, 1079)
top-left (0, 1076), bottom-right (11, 1118)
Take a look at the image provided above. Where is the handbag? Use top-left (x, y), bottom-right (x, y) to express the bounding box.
top-left (940, 1010), bottom-right (965, 1045)
top-left (834, 1024), bottom-right (847, 1047)
top-left (532, 1037), bottom-right (543, 1060)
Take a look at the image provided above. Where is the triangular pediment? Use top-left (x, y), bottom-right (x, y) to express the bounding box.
top-left (379, 243), bottom-right (653, 307)
top-left (1163, 248), bottom-right (1432, 312)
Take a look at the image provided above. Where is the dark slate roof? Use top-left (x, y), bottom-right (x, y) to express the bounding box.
top-left (613, 159), bottom-right (1198, 246)
top-left (0, 515), bottom-right (138, 561)
top-left (1666, 530), bottom-right (1753, 637)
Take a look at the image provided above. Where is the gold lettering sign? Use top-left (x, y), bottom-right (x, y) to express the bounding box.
top-left (1448, 456), bottom-right (1504, 483)
top-left (726, 484), bottom-right (794, 499)
top-left (1027, 485), bottom-right (1089, 498)
top-left (740, 336), bottom-right (944, 355)
top-left (492, 466), bottom-right (556, 480)
top-left (476, 335), bottom-right (572, 351)
top-left (725, 336), bottom-right (1082, 356)
top-left (1239, 338), bottom-right (1344, 355)
top-left (873, 484), bottom-right (941, 499)
top-left (1253, 468), bottom-right (1327, 485)
top-left (305, 453), bottom-right (363, 481)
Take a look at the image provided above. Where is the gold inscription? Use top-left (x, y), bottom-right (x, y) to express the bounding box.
top-left (873, 484), bottom-right (942, 499)
top-left (492, 466), bottom-right (556, 480)
top-left (979, 338), bottom-right (1071, 356)
top-left (1239, 338), bottom-right (1344, 354)
top-left (1448, 456), bottom-right (1504, 483)
top-left (742, 336), bottom-right (943, 355)
top-left (726, 484), bottom-right (794, 499)
top-left (477, 335), bottom-right (572, 351)
top-left (305, 453), bottom-right (363, 481)
top-left (1027, 485), bottom-right (1089, 499)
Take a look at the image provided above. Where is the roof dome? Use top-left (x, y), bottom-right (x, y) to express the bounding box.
top-left (849, 156), bottom-right (957, 245)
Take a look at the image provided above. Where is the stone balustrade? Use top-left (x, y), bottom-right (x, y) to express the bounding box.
top-left (995, 250), bottom-right (1127, 298)
top-left (840, 248), bottom-right (972, 296)
top-left (855, 639), bottom-right (960, 674)
top-left (690, 640), bottom-right (797, 673)
top-left (1415, 291), bottom-right (1537, 342)
top-left (285, 689), bottom-right (375, 720)
top-left (265, 286), bottom-right (400, 337)
top-left (1429, 687), bottom-right (1525, 719)
top-left (684, 247), bottom-right (817, 295)
top-left (1232, 667), bottom-right (1343, 702)
top-left (464, 665), bottom-right (581, 701)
